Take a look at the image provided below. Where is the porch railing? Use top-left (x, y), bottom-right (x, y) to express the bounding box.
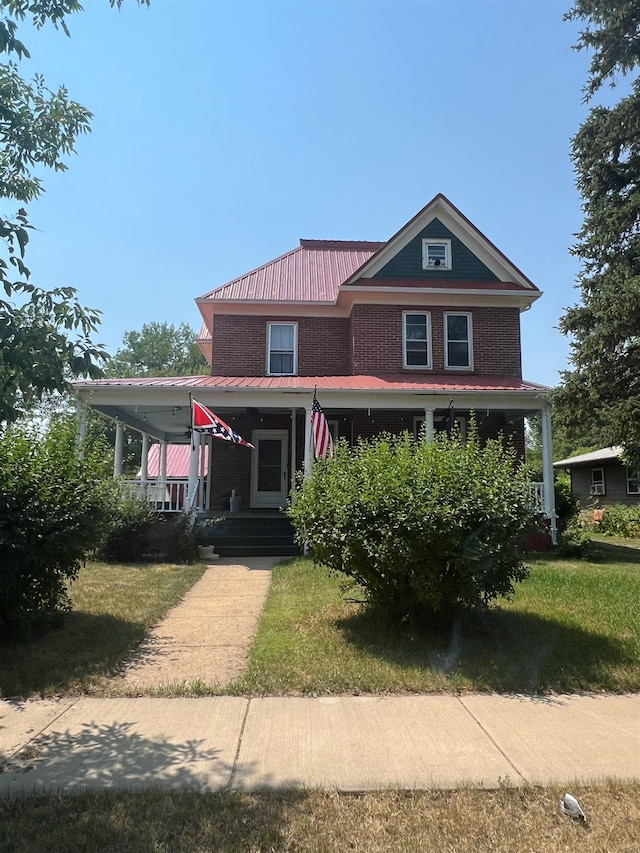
top-left (526, 482), bottom-right (545, 514)
top-left (121, 479), bottom-right (188, 513)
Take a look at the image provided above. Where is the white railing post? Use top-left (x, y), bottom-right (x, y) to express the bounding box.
top-left (304, 406), bottom-right (313, 479)
top-left (187, 437), bottom-right (200, 512)
top-left (114, 420), bottom-right (124, 479)
top-left (423, 408), bottom-right (435, 441)
top-left (141, 433), bottom-right (149, 485)
top-left (541, 404), bottom-right (557, 544)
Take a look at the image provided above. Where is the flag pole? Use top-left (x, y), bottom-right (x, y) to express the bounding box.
top-left (189, 392), bottom-right (194, 450)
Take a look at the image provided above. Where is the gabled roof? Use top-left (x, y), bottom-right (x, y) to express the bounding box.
top-left (200, 240), bottom-right (383, 303)
top-left (553, 447), bottom-right (624, 468)
top-left (344, 194), bottom-right (538, 290)
top-left (197, 194), bottom-right (540, 307)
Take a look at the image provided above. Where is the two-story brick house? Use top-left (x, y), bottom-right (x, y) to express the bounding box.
top-left (74, 194), bottom-right (556, 536)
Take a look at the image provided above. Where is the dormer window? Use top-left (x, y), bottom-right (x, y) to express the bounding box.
top-left (267, 322), bottom-right (297, 375)
top-left (422, 239), bottom-right (451, 270)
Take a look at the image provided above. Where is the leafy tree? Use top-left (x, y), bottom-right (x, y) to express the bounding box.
top-left (0, 0), bottom-right (148, 424)
top-left (288, 432), bottom-right (534, 628)
top-left (106, 321), bottom-right (208, 378)
top-left (0, 417), bottom-right (112, 640)
top-left (555, 1), bottom-right (640, 464)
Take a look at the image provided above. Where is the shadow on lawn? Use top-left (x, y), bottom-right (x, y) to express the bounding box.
top-left (592, 540), bottom-right (640, 564)
top-left (0, 611), bottom-right (145, 699)
top-left (336, 605), bottom-right (633, 693)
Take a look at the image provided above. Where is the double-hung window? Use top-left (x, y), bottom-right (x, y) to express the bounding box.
top-left (403, 312), bottom-right (432, 368)
top-left (627, 465), bottom-right (640, 495)
top-left (590, 468), bottom-right (605, 496)
top-left (445, 312), bottom-right (473, 370)
top-left (267, 323), bottom-right (297, 375)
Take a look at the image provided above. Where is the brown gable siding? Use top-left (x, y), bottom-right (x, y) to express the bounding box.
top-left (211, 314), bottom-right (350, 376)
top-left (351, 305), bottom-right (522, 377)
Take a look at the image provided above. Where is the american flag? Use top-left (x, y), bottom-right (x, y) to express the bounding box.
top-left (192, 398), bottom-right (254, 448)
top-left (312, 394), bottom-right (334, 460)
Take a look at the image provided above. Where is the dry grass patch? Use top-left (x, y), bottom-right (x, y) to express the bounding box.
top-left (0, 784), bottom-right (638, 852)
top-left (0, 561), bottom-right (206, 698)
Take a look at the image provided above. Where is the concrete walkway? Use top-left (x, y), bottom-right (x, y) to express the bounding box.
top-left (0, 556), bottom-right (638, 794)
top-left (112, 557), bottom-right (275, 690)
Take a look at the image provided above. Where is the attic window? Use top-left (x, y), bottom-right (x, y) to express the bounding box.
top-left (422, 239), bottom-right (451, 270)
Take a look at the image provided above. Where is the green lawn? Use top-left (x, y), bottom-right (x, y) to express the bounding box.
top-left (0, 561), bottom-right (206, 699)
top-left (231, 541), bottom-right (640, 695)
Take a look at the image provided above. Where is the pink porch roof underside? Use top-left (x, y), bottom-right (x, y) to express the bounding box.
top-left (82, 374), bottom-right (549, 393)
top-left (200, 241), bottom-right (384, 302)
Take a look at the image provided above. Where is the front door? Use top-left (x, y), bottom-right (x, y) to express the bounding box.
top-left (250, 430), bottom-right (288, 508)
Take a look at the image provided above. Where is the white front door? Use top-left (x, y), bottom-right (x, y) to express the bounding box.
top-left (250, 430), bottom-right (289, 508)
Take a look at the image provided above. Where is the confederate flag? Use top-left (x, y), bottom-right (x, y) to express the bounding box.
top-left (191, 398), bottom-right (254, 448)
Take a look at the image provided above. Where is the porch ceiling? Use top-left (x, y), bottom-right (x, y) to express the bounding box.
top-left (72, 374), bottom-right (550, 443)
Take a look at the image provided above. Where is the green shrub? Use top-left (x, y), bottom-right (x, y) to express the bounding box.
top-left (557, 523), bottom-right (594, 558)
top-left (0, 420), bottom-right (111, 640)
top-left (288, 431), bottom-right (535, 626)
top-left (98, 484), bottom-right (159, 562)
top-left (554, 474), bottom-right (580, 528)
top-left (598, 504), bottom-right (640, 538)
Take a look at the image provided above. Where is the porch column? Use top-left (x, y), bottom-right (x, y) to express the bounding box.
top-left (113, 420), bottom-right (124, 479)
top-left (290, 408), bottom-right (297, 491)
top-left (187, 437), bottom-right (200, 511)
top-left (541, 404), bottom-right (557, 544)
top-left (304, 405), bottom-right (313, 479)
top-left (423, 408), bottom-right (435, 441)
top-left (75, 404), bottom-right (87, 460)
top-left (140, 433), bottom-right (150, 485)
top-left (198, 432), bottom-right (206, 511)
top-left (159, 441), bottom-right (167, 483)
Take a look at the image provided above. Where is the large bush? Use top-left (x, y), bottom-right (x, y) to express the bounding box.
top-left (288, 431), bottom-right (535, 625)
top-left (0, 420), bottom-right (111, 639)
top-left (598, 504), bottom-right (640, 538)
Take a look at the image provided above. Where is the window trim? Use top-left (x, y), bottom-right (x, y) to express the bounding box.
top-left (422, 238), bottom-right (452, 271)
top-left (444, 312), bottom-right (473, 370)
top-left (403, 311), bottom-right (432, 370)
top-left (626, 464), bottom-right (640, 495)
top-left (266, 322), bottom-right (297, 376)
top-left (590, 467), bottom-right (606, 496)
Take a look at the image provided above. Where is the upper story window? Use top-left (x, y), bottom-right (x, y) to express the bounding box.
top-left (445, 312), bottom-right (473, 370)
top-left (627, 465), bottom-right (640, 495)
top-left (590, 468), bottom-right (605, 496)
top-left (403, 312), bottom-right (432, 368)
top-left (422, 239), bottom-right (451, 271)
top-left (267, 322), bottom-right (297, 375)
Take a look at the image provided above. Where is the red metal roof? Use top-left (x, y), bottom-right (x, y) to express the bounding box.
top-left (76, 374), bottom-right (549, 393)
top-left (143, 443), bottom-right (209, 478)
top-left (200, 240), bottom-right (384, 303)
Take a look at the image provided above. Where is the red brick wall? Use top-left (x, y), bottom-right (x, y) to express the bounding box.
top-left (211, 315), bottom-right (350, 376)
top-left (350, 305), bottom-right (521, 376)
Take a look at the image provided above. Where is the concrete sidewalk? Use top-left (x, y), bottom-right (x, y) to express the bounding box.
top-left (1, 693), bottom-right (638, 794)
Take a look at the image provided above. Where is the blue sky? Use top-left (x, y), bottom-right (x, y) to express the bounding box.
top-left (16, 0), bottom-right (600, 386)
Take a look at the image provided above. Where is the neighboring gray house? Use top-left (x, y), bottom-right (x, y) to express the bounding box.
top-left (554, 447), bottom-right (640, 507)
